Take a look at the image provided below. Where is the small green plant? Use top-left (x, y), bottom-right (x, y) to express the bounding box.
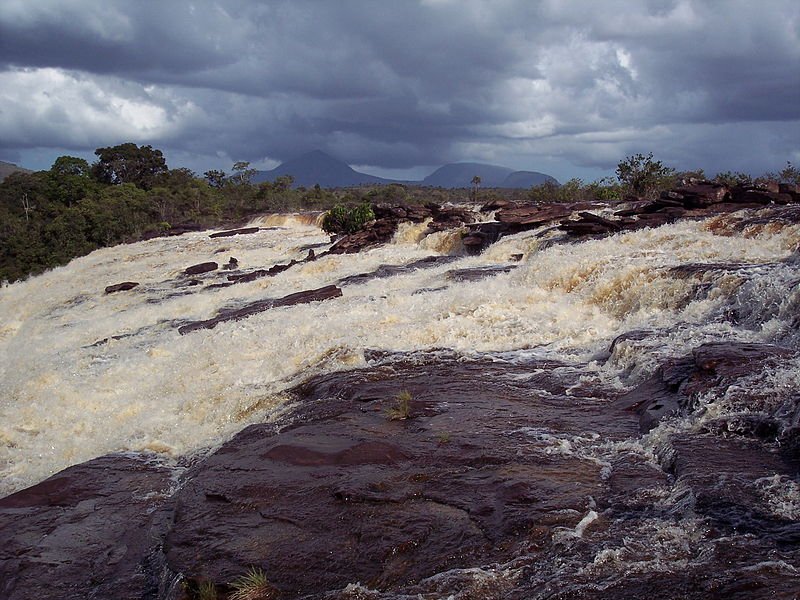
top-left (197, 580), bottom-right (218, 600)
top-left (229, 567), bottom-right (278, 600)
top-left (387, 390), bottom-right (413, 421)
top-left (321, 202), bottom-right (375, 234)
top-left (436, 431), bottom-right (451, 444)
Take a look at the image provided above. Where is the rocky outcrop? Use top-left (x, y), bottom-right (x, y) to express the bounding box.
top-left (614, 341), bottom-right (795, 433)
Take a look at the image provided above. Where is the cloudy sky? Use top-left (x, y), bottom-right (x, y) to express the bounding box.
top-left (0, 0), bottom-right (798, 182)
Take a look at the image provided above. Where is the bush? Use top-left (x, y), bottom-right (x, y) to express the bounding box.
top-left (615, 152), bottom-right (676, 198)
top-left (321, 202), bottom-right (375, 234)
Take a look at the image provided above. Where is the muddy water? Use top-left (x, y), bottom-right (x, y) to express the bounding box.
top-left (1, 206), bottom-right (800, 598)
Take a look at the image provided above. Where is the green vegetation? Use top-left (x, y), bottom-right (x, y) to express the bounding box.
top-left (0, 143), bottom-right (350, 283)
top-left (197, 580), bottom-right (218, 600)
top-left (387, 390), bottom-right (413, 421)
top-left (229, 567), bottom-right (278, 600)
top-left (321, 202), bottom-right (375, 234)
top-left (615, 152), bottom-right (676, 198)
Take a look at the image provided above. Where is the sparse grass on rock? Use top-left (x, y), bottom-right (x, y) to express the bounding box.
top-left (387, 390), bottom-right (413, 421)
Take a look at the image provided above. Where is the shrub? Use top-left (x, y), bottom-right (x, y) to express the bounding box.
top-left (321, 202), bottom-right (375, 234)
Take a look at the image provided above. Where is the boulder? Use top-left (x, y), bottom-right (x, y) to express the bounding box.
top-left (184, 262), bottom-right (218, 276)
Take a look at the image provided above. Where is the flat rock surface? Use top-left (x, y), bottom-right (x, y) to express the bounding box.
top-left (0, 455), bottom-right (176, 600)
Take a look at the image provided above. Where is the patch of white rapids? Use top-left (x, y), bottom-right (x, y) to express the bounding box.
top-left (1, 211), bottom-right (800, 496)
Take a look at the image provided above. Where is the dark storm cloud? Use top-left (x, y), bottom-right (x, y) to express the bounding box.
top-left (0, 0), bottom-right (798, 179)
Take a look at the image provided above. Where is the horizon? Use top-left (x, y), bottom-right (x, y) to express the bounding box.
top-left (1, 1), bottom-right (798, 182)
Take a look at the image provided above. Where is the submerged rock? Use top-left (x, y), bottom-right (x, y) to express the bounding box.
top-left (209, 227), bottom-right (260, 238)
top-left (177, 284), bottom-right (343, 334)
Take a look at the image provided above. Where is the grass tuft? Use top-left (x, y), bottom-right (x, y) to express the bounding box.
top-left (387, 390), bottom-right (413, 421)
top-left (229, 567), bottom-right (279, 600)
top-left (197, 580), bottom-right (218, 600)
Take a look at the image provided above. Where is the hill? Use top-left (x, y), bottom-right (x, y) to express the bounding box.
top-left (0, 160), bottom-right (32, 182)
top-left (501, 170), bottom-right (558, 188)
top-left (252, 150), bottom-right (393, 188)
top-left (253, 151), bottom-right (559, 189)
top-left (422, 162), bottom-right (514, 187)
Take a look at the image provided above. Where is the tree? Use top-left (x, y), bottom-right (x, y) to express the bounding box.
top-left (48, 156), bottom-right (96, 207)
top-left (92, 143), bottom-right (168, 190)
top-left (204, 169), bottom-right (227, 188)
top-left (231, 161), bottom-right (257, 186)
top-left (615, 152), bottom-right (676, 198)
top-left (51, 156), bottom-right (91, 178)
top-left (471, 175), bottom-right (481, 202)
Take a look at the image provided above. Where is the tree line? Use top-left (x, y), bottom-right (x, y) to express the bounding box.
top-left (1, 143), bottom-right (797, 284)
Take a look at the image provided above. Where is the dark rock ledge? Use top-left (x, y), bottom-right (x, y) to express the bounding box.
top-left (2, 344), bottom-right (798, 599)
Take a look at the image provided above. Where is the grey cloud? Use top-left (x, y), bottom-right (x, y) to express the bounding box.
top-left (0, 0), bottom-right (798, 179)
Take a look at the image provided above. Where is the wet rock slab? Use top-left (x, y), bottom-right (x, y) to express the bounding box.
top-left (164, 354), bottom-right (639, 597)
top-left (0, 455), bottom-right (176, 600)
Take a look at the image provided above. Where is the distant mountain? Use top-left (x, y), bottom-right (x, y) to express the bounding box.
top-left (0, 160), bottom-right (32, 182)
top-left (251, 151), bottom-right (558, 189)
top-left (252, 150), bottom-right (392, 188)
top-left (423, 162), bottom-right (515, 187)
top-left (501, 170), bottom-right (558, 188)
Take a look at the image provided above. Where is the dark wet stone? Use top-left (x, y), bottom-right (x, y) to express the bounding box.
top-left (480, 198), bottom-right (515, 212)
top-left (671, 435), bottom-right (800, 543)
top-left (0, 455), bottom-right (176, 600)
top-left (227, 260), bottom-right (298, 284)
top-left (184, 261), bottom-right (218, 275)
top-left (495, 204), bottom-right (572, 228)
top-left (615, 342), bottom-right (794, 433)
top-left (669, 182), bottom-right (730, 208)
top-left (559, 211), bottom-right (623, 236)
top-left (222, 257), bottom-right (238, 270)
top-left (446, 265), bottom-right (515, 282)
top-left (209, 227), bottom-right (260, 238)
top-left (178, 285), bottom-right (343, 334)
top-left (426, 207), bottom-right (477, 232)
top-left (104, 281), bottom-right (139, 294)
top-left (339, 256), bottom-right (458, 286)
top-left (691, 342), bottom-right (793, 380)
top-left (329, 219), bottom-right (398, 254)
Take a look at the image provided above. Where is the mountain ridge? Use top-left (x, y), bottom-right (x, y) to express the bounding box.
top-left (253, 150), bottom-right (558, 189)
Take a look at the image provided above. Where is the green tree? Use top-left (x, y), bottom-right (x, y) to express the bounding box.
top-left (92, 143), bottom-right (168, 190)
top-left (48, 156), bottom-right (96, 207)
top-left (615, 152), bottom-right (676, 198)
top-left (231, 161), bottom-right (257, 186)
top-left (204, 169), bottom-right (227, 188)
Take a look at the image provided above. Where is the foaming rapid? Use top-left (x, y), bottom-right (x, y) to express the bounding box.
top-left (2, 208), bottom-right (800, 496)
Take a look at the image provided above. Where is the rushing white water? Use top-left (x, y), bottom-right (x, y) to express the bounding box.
top-left (2, 209), bottom-right (800, 496)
